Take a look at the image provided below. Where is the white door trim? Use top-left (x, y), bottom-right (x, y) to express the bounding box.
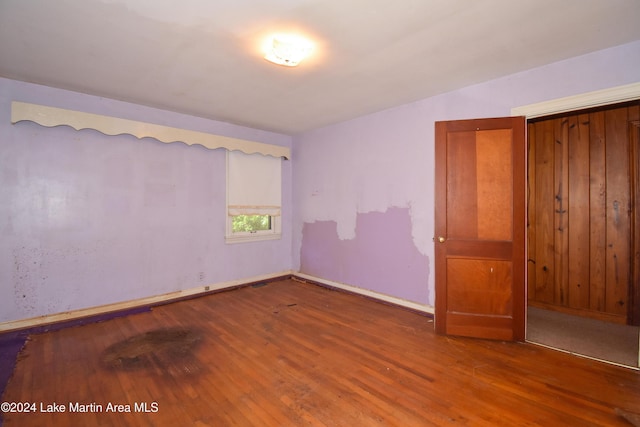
top-left (511, 82), bottom-right (640, 118)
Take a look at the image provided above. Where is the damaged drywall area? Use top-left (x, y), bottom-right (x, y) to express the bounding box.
top-left (10, 240), bottom-right (115, 320)
top-left (300, 207), bottom-right (430, 305)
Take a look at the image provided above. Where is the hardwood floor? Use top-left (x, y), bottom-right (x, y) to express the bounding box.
top-left (2, 278), bottom-right (639, 426)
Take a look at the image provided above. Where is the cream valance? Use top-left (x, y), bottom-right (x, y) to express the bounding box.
top-left (10, 101), bottom-right (290, 159)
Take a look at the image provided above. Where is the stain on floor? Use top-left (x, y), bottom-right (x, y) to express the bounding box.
top-left (101, 327), bottom-right (203, 376)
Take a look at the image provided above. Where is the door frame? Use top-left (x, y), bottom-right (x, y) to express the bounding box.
top-left (511, 82), bottom-right (640, 119)
top-left (512, 82), bottom-right (640, 329)
top-left (631, 119), bottom-right (640, 325)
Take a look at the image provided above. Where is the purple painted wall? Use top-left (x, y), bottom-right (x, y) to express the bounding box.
top-left (300, 207), bottom-right (429, 303)
top-left (0, 78), bottom-right (292, 324)
top-left (293, 40), bottom-right (640, 307)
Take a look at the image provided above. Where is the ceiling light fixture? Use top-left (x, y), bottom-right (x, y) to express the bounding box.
top-left (264, 35), bottom-right (313, 67)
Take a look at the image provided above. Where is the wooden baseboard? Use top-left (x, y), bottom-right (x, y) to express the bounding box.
top-left (528, 300), bottom-right (627, 325)
top-left (0, 271), bottom-right (293, 333)
top-left (0, 271), bottom-right (433, 333)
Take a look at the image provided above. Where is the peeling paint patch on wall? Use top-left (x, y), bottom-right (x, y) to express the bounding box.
top-left (300, 207), bottom-right (430, 305)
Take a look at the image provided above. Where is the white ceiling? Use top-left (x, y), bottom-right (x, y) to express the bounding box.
top-left (1, 0), bottom-right (639, 135)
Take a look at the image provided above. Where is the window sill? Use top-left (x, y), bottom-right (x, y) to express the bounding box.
top-left (225, 233), bottom-right (281, 244)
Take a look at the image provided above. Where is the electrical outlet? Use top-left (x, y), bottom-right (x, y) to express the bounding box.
top-left (204, 285), bottom-right (210, 291)
top-left (198, 272), bottom-right (205, 282)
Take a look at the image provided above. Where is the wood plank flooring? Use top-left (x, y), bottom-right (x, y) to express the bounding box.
top-left (2, 279), bottom-right (639, 426)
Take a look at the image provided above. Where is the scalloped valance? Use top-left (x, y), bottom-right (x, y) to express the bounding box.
top-left (10, 101), bottom-right (290, 159)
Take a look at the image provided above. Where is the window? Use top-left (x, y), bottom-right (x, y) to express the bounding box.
top-left (226, 150), bottom-right (282, 243)
top-left (232, 214), bottom-right (272, 233)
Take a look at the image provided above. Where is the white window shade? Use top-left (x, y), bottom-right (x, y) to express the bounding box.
top-left (227, 150), bottom-right (281, 216)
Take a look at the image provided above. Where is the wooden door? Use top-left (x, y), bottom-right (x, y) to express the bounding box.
top-left (434, 117), bottom-right (526, 341)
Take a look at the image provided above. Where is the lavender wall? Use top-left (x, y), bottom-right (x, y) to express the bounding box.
top-left (0, 78), bottom-right (292, 324)
top-left (293, 40), bottom-right (640, 307)
top-left (300, 208), bottom-right (430, 303)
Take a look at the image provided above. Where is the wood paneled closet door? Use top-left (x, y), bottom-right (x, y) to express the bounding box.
top-left (528, 101), bottom-right (640, 325)
top-left (435, 117), bottom-right (526, 341)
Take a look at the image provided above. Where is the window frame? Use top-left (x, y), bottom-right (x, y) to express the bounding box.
top-left (225, 214), bottom-right (281, 243)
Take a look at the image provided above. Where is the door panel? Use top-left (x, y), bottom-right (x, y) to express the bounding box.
top-left (476, 130), bottom-right (513, 241)
top-left (435, 117), bottom-right (526, 341)
top-left (447, 259), bottom-right (513, 315)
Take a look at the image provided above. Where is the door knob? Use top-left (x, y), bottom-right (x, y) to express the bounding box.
top-left (438, 236), bottom-right (446, 243)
